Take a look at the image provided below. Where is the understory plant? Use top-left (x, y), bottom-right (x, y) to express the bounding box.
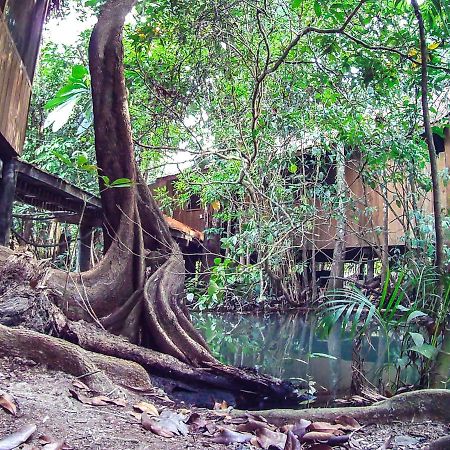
top-left (317, 265), bottom-right (450, 391)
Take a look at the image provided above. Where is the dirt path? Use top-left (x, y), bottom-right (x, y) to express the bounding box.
top-left (0, 357), bottom-right (448, 449)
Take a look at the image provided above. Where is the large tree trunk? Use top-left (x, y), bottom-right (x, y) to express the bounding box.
top-left (43, 0), bottom-right (212, 366)
top-left (0, 0), bottom-right (298, 407)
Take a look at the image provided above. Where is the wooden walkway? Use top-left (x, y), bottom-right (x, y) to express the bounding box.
top-left (14, 160), bottom-right (203, 241)
top-left (15, 160), bottom-right (102, 226)
top-left (3, 159), bottom-right (204, 271)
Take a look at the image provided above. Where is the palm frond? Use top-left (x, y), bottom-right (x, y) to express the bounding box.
top-left (317, 287), bottom-right (384, 338)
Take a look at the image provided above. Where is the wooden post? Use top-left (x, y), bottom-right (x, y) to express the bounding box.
top-left (78, 221), bottom-right (93, 272)
top-left (367, 257), bottom-right (375, 280)
top-left (0, 157), bottom-right (17, 246)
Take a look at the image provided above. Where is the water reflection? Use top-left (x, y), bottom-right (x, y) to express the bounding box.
top-left (192, 311), bottom-right (389, 398)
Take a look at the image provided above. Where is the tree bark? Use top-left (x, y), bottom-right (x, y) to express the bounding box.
top-left (328, 143), bottom-right (346, 292)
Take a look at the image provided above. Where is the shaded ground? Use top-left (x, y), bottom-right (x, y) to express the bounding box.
top-left (0, 356), bottom-right (448, 449)
top-left (0, 357), bottom-right (224, 450)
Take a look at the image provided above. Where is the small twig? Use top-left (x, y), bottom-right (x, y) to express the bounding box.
top-left (75, 370), bottom-right (101, 379)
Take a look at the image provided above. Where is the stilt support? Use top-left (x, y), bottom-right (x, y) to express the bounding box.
top-left (78, 221), bottom-right (93, 272)
top-left (0, 157), bottom-right (17, 246)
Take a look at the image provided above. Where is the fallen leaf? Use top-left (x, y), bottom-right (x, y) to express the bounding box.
top-left (236, 418), bottom-right (271, 433)
top-left (106, 397), bottom-right (127, 407)
top-left (0, 424), bottom-right (37, 450)
top-left (133, 401), bottom-right (159, 416)
top-left (142, 412), bottom-right (175, 437)
top-left (69, 389), bottom-right (109, 406)
top-left (379, 435), bottom-right (394, 450)
top-left (307, 422), bottom-right (343, 433)
top-left (246, 413), bottom-right (268, 423)
top-left (281, 419), bottom-right (311, 438)
top-left (39, 435), bottom-right (52, 444)
top-left (42, 443), bottom-right (67, 450)
top-left (427, 435), bottom-right (450, 450)
top-left (283, 430), bottom-right (301, 450)
top-left (327, 434), bottom-right (349, 445)
top-left (71, 379), bottom-right (90, 391)
top-left (130, 411), bottom-right (142, 421)
top-left (158, 410), bottom-right (188, 435)
top-left (333, 415), bottom-right (361, 430)
top-left (256, 427), bottom-right (287, 450)
top-left (69, 389), bottom-right (126, 407)
top-left (205, 422), bottom-right (218, 435)
top-left (141, 410), bottom-right (188, 437)
top-left (39, 434), bottom-right (72, 450)
top-left (213, 400), bottom-right (228, 410)
top-left (212, 428), bottom-right (253, 445)
top-left (186, 412), bottom-right (208, 431)
top-left (0, 392), bottom-right (16, 415)
top-left (301, 431), bottom-right (334, 443)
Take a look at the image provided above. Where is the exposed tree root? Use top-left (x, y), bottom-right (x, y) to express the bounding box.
top-left (238, 389), bottom-right (450, 424)
top-left (0, 324), bottom-right (151, 394)
top-left (62, 320), bottom-right (297, 403)
top-left (0, 249), bottom-right (299, 406)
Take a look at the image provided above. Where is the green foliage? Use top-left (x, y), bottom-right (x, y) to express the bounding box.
top-left (317, 266), bottom-right (450, 387)
top-left (44, 65), bottom-right (91, 133)
top-left (189, 257), bottom-right (262, 311)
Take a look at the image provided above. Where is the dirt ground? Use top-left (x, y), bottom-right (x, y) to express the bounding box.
top-left (0, 356), bottom-right (448, 450)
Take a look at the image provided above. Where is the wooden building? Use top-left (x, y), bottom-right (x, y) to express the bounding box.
top-left (311, 131), bottom-right (449, 256)
top-left (0, 0), bottom-right (52, 245)
top-left (150, 174), bottom-right (207, 232)
top-left (150, 130), bottom-right (450, 270)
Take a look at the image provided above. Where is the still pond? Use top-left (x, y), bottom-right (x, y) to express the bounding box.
top-left (192, 311), bottom-right (409, 399)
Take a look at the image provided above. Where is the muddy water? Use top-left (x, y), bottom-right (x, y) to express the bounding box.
top-left (192, 312), bottom-right (393, 399)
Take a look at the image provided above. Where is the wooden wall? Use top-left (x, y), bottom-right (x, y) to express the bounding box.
top-left (313, 131), bottom-right (450, 251)
top-left (149, 175), bottom-right (206, 232)
top-left (0, 13), bottom-right (32, 157)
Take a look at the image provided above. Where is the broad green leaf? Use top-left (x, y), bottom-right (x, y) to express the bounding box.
top-left (409, 331), bottom-right (424, 347)
top-left (110, 177), bottom-right (133, 187)
top-left (406, 310), bottom-right (428, 323)
top-left (409, 343), bottom-right (437, 360)
top-left (71, 65), bottom-right (88, 79)
top-left (44, 97), bottom-right (80, 132)
top-left (288, 163), bottom-right (298, 173)
top-left (314, 1), bottom-right (322, 17)
top-left (432, 126), bottom-right (446, 139)
top-left (52, 150), bottom-right (72, 167)
top-left (100, 175), bottom-right (110, 186)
